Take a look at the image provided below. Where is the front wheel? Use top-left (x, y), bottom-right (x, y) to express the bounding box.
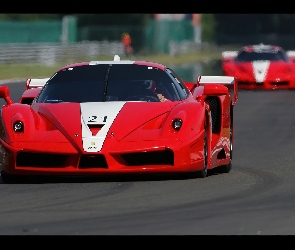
top-left (197, 122), bottom-right (208, 178)
top-left (1, 171), bottom-right (18, 183)
top-left (1, 171), bottom-right (29, 184)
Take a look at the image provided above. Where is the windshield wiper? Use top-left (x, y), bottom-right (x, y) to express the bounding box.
top-left (102, 66), bottom-right (111, 102)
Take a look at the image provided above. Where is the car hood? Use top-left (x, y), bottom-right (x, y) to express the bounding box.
top-left (30, 101), bottom-right (178, 152)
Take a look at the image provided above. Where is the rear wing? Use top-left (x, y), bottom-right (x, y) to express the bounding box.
top-left (26, 78), bottom-right (49, 90)
top-left (221, 51), bottom-right (238, 59)
top-left (197, 76), bottom-right (238, 106)
top-left (286, 50), bottom-right (295, 57)
top-left (287, 50), bottom-right (295, 63)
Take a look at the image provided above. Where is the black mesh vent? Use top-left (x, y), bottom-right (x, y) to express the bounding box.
top-left (206, 97), bottom-right (221, 134)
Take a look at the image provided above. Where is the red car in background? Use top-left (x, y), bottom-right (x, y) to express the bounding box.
top-left (222, 43), bottom-right (295, 90)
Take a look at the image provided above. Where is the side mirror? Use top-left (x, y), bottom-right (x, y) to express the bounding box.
top-left (0, 86), bottom-right (14, 104)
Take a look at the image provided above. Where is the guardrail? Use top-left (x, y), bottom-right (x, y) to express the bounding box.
top-left (169, 41), bottom-right (242, 56)
top-left (0, 41), bottom-right (240, 67)
top-left (0, 41), bottom-right (125, 65)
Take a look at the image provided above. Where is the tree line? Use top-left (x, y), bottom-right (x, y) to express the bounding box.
top-left (1, 14), bottom-right (295, 43)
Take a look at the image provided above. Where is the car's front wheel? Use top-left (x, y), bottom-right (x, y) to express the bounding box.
top-left (197, 121), bottom-right (208, 178)
top-left (1, 171), bottom-right (25, 184)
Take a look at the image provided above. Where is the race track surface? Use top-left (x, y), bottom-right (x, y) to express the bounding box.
top-left (1, 82), bottom-right (295, 235)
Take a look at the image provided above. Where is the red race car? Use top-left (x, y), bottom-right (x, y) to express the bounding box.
top-left (0, 55), bottom-right (238, 183)
top-left (222, 43), bottom-right (295, 90)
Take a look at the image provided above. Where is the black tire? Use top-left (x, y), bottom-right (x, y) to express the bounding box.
top-left (218, 126), bottom-right (233, 173)
top-left (197, 121), bottom-right (208, 178)
top-left (1, 171), bottom-right (17, 183)
top-left (1, 171), bottom-right (27, 184)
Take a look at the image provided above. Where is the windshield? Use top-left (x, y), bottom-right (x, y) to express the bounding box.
top-left (36, 64), bottom-right (184, 103)
top-left (235, 50), bottom-right (289, 62)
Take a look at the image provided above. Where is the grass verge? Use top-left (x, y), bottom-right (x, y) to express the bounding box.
top-left (0, 50), bottom-right (222, 80)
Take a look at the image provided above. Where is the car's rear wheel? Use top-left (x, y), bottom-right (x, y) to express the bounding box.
top-left (218, 126), bottom-right (233, 173)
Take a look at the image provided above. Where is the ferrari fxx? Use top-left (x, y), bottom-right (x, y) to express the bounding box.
top-left (222, 43), bottom-right (295, 90)
top-left (0, 55), bottom-right (238, 183)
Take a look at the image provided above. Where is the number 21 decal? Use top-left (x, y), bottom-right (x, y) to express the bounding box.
top-left (88, 116), bottom-right (107, 123)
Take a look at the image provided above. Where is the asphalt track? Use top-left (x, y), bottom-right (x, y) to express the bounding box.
top-left (1, 80), bottom-right (295, 236)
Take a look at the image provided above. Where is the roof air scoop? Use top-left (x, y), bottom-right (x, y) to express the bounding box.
top-left (114, 55), bottom-right (120, 61)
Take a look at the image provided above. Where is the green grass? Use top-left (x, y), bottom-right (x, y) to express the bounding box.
top-left (0, 51), bottom-right (222, 80)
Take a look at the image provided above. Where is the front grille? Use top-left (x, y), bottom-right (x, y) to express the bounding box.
top-left (16, 150), bottom-right (174, 169)
top-left (238, 81), bottom-right (289, 86)
top-left (121, 150), bottom-right (174, 166)
top-left (270, 81), bottom-right (289, 85)
top-left (17, 152), bottom-right (67, 167)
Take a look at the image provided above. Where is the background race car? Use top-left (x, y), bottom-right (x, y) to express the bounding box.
top-left (222, 43), bottom-right (295, 90)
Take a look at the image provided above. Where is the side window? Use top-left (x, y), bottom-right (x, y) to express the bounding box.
top-left (166, 68), bottom-right (189, 100)
top-left (277, 51), bottom-right (289, 62)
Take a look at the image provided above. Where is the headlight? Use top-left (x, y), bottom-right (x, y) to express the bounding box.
top-left (13, 121), bottom-right (24, 132)
top-left (172, 119), bottom-right (182, 130)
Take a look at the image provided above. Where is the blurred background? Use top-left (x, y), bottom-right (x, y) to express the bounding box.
top-left (1, 13), bottom-right (295, 65)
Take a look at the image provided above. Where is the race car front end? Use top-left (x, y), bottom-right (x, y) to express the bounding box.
top-left (224, 61), bottom-right (295, 90)
top-left (0, 101), bottom-right (208, 177)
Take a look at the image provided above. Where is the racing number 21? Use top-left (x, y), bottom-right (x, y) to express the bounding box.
top-left (88, 116), bottom-right (107, 123)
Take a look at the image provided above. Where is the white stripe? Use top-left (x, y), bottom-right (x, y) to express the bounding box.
top-left (252, 61), bottom-right (269, 83)
top-left (80, 102), bottom-right (125, 152)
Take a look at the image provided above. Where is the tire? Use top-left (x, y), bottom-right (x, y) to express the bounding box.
top-left (1, 171), bottom-right (26, 184)
top-left (1, 171), bottom-right (16, 183)
top-left (197, 121), bottom-right (208, 178)
top-left (218, 126), bottom-right (233, 173)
